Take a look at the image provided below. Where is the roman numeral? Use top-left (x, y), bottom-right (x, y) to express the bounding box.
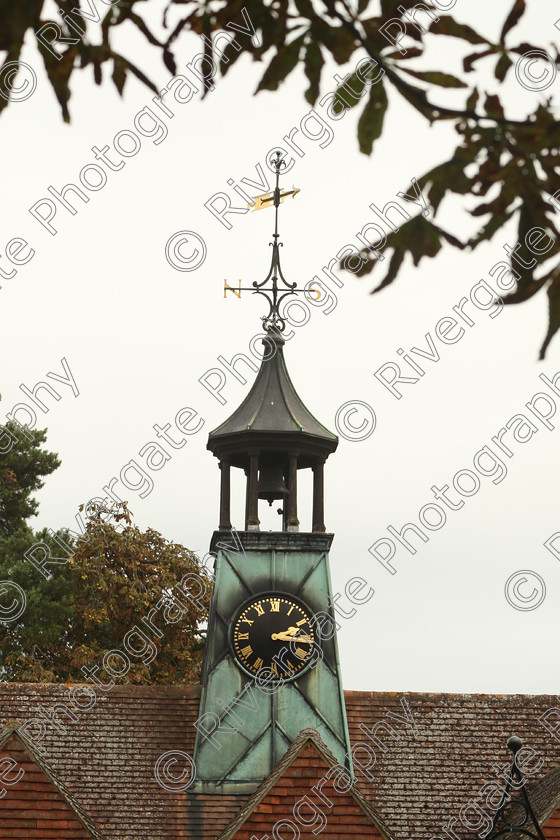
top-left (241, 645), bottom-right (253, 658)
top-left (253, 657), bottom-right (264, 670)
top-left (296, 618), bottom-right (307, 626)
top-left (242, 618), bottom-right (254, 626)
top-left (269, 599), bottom-right (280, 612)
top-left (254, 603), bottom-right (264, 616)
top-left (237, 632), bottom-right (249, 640)
top-left (287, 605), bottom-right (294, 616)
top-left (294, 647), bottom-right (307, 659)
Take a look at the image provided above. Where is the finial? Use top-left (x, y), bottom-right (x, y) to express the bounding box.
top-left (507, 735), bottom-right (523, 753)
top-left (223, 151), bottom-right (315, 333)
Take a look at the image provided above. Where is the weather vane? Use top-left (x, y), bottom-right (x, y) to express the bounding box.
top-left (223, 150), bottom-right (320, 332)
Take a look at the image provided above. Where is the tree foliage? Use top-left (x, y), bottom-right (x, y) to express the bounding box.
top-left (0, 421), bottom-right (60, 536)
top-left (0, 405), bottom-right (211, 685)
top-left (1, 503), bottom-right (212, 684)
top-left (2, 1), bottom-right (560, 354)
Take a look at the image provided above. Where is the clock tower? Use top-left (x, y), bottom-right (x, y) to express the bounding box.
top-left (193, 155), bottom-right (352, 793)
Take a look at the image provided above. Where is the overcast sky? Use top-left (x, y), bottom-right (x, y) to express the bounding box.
top-left (2, 0), bottom-right (560, 694)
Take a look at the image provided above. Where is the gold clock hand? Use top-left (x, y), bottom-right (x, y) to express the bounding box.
top-left (296, 634), bottom-right (313, 644)
top-left (271, 627), bottom-right (312, 642)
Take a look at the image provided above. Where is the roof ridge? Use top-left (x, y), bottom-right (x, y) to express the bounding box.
top-left (0, 725), bottom-right (109, 840)
top-left (215, 727), bottom-right (395, 840)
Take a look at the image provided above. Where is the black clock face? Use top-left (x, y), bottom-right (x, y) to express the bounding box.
top-left (231, 594), bottom-right (316, 680)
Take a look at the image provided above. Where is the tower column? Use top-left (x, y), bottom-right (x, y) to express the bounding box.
top-left (246, 451), bottom-right (260, 531)
top-left (219, 460), bottom-right (232, 531)
top-left (286, 452), bottom-right (299, 532)
top-left (312, 458), bottom-right (326, 533)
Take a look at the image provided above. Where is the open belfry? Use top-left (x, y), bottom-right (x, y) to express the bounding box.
top-left (2, 155), bottom-right (560, 840)
top-left (194, 152), bottom-right (350, 788)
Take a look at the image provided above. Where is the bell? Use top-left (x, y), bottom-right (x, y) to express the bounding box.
top-left (258, 461), bottom-right (288, 506)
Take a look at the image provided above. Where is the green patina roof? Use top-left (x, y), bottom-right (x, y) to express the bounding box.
top-left (209, 334), bottom-right (337, 442)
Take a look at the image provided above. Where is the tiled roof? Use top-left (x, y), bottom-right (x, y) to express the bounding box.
top-left (216, 727), bottom-right (394, 840)
top-left (0, 727), bottom-right (106, 840)
top-left (344, 690), bottom-right (560, 840)
top-left (1, 684), bottom-right (559, 840)
top-left (0, 684), bottom-right (240, 840)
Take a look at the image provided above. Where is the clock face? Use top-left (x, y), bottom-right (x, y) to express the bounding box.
top-left (231, 594), bottom-right (316, 680)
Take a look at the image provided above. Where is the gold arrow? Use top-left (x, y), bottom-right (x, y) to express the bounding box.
top-left (249, 187), bottom-right (301, 211)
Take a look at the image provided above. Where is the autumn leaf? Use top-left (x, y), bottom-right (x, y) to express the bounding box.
top-left (463, 47), bottom-right (498, 73)
top-left (112, 57), bottom-right (126, 96)
top-left (429, 15), bottom-right (488, 45)
top-left (332, 71), bottom-right (367, 114)
top-left (340, 216), bottom-right (464, 290)
top-left (400, 68), bottom-right (467, 88)
top-left (357, 82), bottom-right (388, 154)
top-left (500, 0), bottom-right (526, 43)
top-left (314, 20), bottom-right (357, 64)
top-left (303, 39), bottom-right (323, 105)
top-left (256, 33), bottom-right (305, 92)
top-left (484, 93), bottom-right (504, 118)
top-left (494, 52), bottom-right (512, 81)
top-left (539, 270), bottom-right (560, 359)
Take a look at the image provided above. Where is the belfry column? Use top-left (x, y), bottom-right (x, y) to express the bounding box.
top-left (286, 453), bottom-right (299, 532)
top-left (219, 460), bottom-right (232, 531)
top-left (312, 458), bottom-right (326, 533)
top-left (246, 451), bottom-right (260, 531)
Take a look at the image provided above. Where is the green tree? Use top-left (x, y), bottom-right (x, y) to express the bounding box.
top-left (1, 503), bottom-right (212, 684)
top-left (0, 421), bottom-right (60, 535)
top-left (1, 1), bottom-right (557, 354)
top-left (0, 409), bottom-right (210, 684)
top-left (0, 417), bottom-right (74, 678)
top-left (0, 524), bottom-right (77, 678)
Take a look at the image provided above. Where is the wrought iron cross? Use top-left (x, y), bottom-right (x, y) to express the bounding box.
top-left (224, 151), bottom-right (313, 333)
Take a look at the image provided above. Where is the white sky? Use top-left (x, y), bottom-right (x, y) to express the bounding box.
top-left (2, 0), bottom-right (560, 693)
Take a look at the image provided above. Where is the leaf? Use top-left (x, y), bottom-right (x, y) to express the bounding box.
top-left (385, 47), bottom-right (423, 61)
top-left (418, 156), bottom-right (471, 214)
top-left (392, 75), bottom-right (437, 122)
top-left (340, 216), bottom-right (464, 291)
top-left (36, 36), bottom-right (76, 122)
top-left (256, 33), bottom-right (305, 93)
top-left (380, 0), bottom-right (402, 14)
top-left (220, 35), bottom-right (245, 77)
top-left (484, 93), bottom-right (504, 118)
top-left (126, 11), bottom-right (164, 48)
top-left (539, 271), bottom-right (560, 358)
top-left (509, 41), bottom-right (542, 56)
top-left (501, 204), bottom-right (549, 306)
top-left (466, 86), bottom-right (479, 111)
top-left (469, 209), bottom-right (516, 247)
top-left (500, 0), bottom-right (526, 43)
top-left (294, 0), bottom-right (314, 17)
top-left (430, 16), bottom-right (487, 45)
top-left (370, 248), bottom-right (404, 290)
top-left (314, 21), bottom-right (357, 64)
top-left (401, 68), bottom-right (467, 88)
top-left (357, 82), bottom-right (388, 154)
top-left (495, 52), bottom-right (512, 81)
top-left (463, 47), bottom-right (497, 72)
top-left (304, 40), bottom-right (323, 105)
top-left (163, 48), bottom-right (177, 76)
top-left (111, 52), bottom-right (158, 94)
top-left (332, 70), bottom-right (367, 115)
top-left (112, 58), bottom-right (126, 96)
